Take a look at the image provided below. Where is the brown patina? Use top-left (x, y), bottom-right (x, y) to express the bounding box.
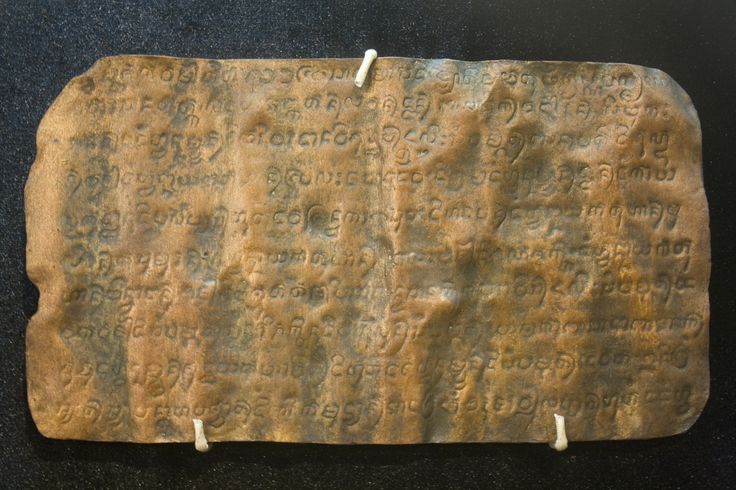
top-left (26, 56), bottom-right (709, 444)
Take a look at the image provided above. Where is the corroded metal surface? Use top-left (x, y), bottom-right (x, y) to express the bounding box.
top-left (25, 56), bottom-right (710, 444)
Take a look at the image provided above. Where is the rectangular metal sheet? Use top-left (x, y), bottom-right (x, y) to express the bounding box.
top-left (25, 56), bottom-right (710, 443)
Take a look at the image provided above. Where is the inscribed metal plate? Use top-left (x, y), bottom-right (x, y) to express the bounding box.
top-left (26, 56), bottom-right (710, 444)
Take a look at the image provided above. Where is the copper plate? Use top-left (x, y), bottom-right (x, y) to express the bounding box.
top-left (26, 56), bottom-right (710, 444)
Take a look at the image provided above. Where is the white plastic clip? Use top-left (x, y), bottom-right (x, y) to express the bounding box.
top-left (550, 413), bottom-right (568, 452)
top-left (354, 49), bottom-right (378, 88)
top-left (193, 419), bottom-right (210, 452)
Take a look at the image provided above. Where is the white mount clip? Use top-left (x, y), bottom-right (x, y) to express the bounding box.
top-left (354, 49), bottom-right (378, 88)
top-left (550, 413), bottom-right (568, 452)
top-left (193, 419), bottom-right (210, 452)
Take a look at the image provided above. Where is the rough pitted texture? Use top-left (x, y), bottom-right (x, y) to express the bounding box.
top-left (26, 55), bottom-right (709, 444)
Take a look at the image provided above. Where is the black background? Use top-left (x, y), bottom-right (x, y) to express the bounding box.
top-left (1, 1), bottom-right (734, 488)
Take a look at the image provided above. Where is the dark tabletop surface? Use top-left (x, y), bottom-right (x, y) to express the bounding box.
top-left (1, 1), bottom-right (734, 488)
